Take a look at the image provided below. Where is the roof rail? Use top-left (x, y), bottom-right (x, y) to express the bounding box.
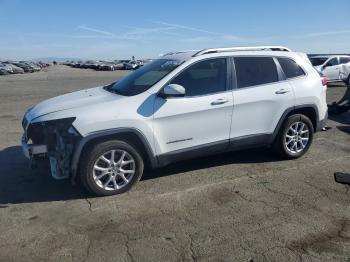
top-left (162, 50), bottom-right (199, 57)
top-left (192, 46), bottom-right (292, 57)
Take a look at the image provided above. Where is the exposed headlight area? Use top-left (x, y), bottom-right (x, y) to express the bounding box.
top-left (23, 117), bottom-right (81, 179)
top-left (26, 117), bottom-right (77, 144)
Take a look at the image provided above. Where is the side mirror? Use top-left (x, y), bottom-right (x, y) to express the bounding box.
top-left (159, 84), bottom-right (185, 98)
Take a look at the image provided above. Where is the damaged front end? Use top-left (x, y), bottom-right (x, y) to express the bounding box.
top-left (22, 117), bottom-right (81, 179)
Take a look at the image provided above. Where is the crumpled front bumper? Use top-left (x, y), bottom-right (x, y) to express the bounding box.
top-left (21, 134), bottom-right (47, 159)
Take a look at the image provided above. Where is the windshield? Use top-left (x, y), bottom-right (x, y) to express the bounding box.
top-left (107, 59), bottom-right (182, 96)
top-left (310, 57), bottom-right (328, 66)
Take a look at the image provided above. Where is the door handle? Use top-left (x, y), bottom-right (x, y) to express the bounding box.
top-left (275, 89), bottom-right (289, 94)
top-left (211, 98), bottom-right (229, 105)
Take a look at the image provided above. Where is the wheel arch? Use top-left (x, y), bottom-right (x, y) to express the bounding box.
top-left (71, 128), bottom-right (158, 182)
top-left (272, 104), bottom-right (319, 141)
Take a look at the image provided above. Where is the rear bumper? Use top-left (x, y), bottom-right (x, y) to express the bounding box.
top-left (21, 135), bottom-right (47, 159)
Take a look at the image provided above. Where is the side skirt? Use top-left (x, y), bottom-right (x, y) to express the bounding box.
top-left (157, 140), bottom-right (228, 167)
top-left (157, 134), bottom-right (273, 167)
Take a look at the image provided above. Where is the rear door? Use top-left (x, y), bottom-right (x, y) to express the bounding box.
top-left (229, 56), bottom-right (295, 143)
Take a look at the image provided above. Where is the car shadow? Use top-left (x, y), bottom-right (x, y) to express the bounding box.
top-left (337, 126), bottom-right (350, 135)
top-left (329, 111), bottom-right (350, 125)
top-left (142, 147), bottom-right (280, 180)
top-left (0, 145), bottom-right (281, 204)
top-left (329, 110), bottom-right (350, 135)
top-left (0, 146), bottom-right (89, 205)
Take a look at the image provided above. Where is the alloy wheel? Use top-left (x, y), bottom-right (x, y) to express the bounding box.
top-left (92, 149), bottom-right (135, 191)
top-left (285, 121), bottom-right (310, 154)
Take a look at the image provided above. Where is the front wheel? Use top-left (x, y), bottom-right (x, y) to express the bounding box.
top-left (273, 114), bottom-right (314, 159)
top-left (80, 140), bottom-right (144, 196)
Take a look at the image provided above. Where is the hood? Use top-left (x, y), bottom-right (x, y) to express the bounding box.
top-left (26, 86), bottom-right (122, 121)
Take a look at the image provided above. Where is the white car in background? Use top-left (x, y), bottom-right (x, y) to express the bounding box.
top-left (311, 55), bottom-right (350, 85)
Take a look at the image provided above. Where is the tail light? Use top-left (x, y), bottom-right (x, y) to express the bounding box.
top-left (321, 76), bottom-right (328, 87)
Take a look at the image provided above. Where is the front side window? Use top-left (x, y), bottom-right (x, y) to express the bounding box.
top-left (170, 58), bottom-right (227, 96)
top-left (325, 58), bottom-right (339, 67)
top-left (234, 57), bottom-right (278, 88)
top-left (339, 57), bottom-right (350, 64)
top-left (107, 59), bottom-right (182, 96)
top-left (277, 57), bottom-right (305, 79)
top-left (310, 57), bottom-right (328, 66)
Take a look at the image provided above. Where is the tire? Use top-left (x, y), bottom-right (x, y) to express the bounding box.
top-left (273, 114), bottom-right (314, 159)
top-left (80, 140), bottom-right (144, 196)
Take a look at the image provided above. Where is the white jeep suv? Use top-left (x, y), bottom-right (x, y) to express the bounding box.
top-left (21, 46), bottom-right (328, 196)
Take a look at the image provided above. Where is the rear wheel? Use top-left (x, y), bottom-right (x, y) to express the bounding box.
top-left (80, 140), bottom-right (144, 196)
top-left (273, 114), bottom-right (314, 159)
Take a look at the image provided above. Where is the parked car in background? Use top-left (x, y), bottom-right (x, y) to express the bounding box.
top-left (113, 61), bottom-right (126, 70)
top-left (98, 62), bottom-right (115, 71)
top-left (136, 60), bottom-right (144, 68)
top-left (312, 55), bottom-right (350, 85)
top-left (37, 62), bottom-right (51, 68)
top-left (125, 60), bottom-right (138, 70)
top-left (0, 60), bottom-right (49, 75)
top-left (119, 60), bottom-right (129, 65)
top-left (0, 68), bottom-right (9, 75)
top-left (26, 62), bottom-right (41, 72)
top-left (0, 62), bottom-right (13, 74)
top-left (80, 60), bottom-right (97, 69)
top-left (7, 63), bottom-right (24, 74)
top-left (13, 62), bottom-right (35, 73)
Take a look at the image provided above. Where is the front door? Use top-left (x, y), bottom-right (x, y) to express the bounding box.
top-left (153, 58), bottom-right (233, 156)
top-left (323, 57), bottom-right (340, 81)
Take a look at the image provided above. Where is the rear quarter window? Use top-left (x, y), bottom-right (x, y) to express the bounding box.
top-left (277, 57), bottom-right (305, 79)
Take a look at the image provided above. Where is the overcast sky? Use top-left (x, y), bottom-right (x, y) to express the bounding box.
top-left (1, 0), bottom-right (350, 60)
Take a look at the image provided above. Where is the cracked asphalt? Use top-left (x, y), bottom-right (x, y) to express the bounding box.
top-left (0, 66), bottom-right (350, 262)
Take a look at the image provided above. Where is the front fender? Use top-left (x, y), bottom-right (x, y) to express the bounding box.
top-left (70, 128), bottom-right (158, 182)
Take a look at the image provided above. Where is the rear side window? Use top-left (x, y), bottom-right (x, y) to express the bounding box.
top-left (340, 57), bottom-right (350, 64)
top-left (277, 57), bottom-right (305, 79)
top-left (234, 57), bottom-right (278, 88)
